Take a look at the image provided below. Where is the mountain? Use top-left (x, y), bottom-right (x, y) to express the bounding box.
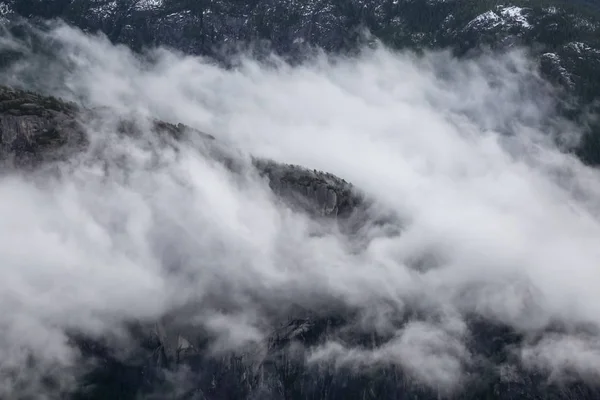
top-left (2, 1), bottom-right (600, 399)
top-left (1, 0), bottom-right (600, 163)
top-left (2, 83), bottom-right (600, 400)
top-left (0, 85), bottom-right (362, 220)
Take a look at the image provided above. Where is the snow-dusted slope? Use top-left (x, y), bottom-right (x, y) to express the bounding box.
top-left (0, 1), bottom-right (599, 162)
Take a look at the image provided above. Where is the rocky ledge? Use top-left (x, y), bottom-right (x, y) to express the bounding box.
top-left (0, 85), bottom-right (363, 219)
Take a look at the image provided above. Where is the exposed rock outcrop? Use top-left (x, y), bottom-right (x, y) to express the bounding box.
top-left (254, 159), bottom-right (363, 219)
top-left (0, 85), bottom-right (364, 220)
top-left (0, 86), bottom-right (84, 166)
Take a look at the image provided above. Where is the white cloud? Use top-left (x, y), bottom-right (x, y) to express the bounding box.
top-left (0, 21), bottom-right (599, 397)
top-left (309, 320), bottom-right (469, 393)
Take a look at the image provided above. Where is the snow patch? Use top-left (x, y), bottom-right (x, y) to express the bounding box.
top-left (541, 52), bottom-right (574, 89)
top-left (464, 11), bottom-right (502, 30)
top-left (465, 6), bottom-right (532, 32)
top-left (573, 16), bottom-right (599, 32)
top-left (0, 1), bottom-right (11, 16)
top-left (135, 0), bottom-right (164, 11)
top-left (565, 41), bottom-right (600, 58)
top-left (90, 1), bottom-right (118, 19)
top-left (499, 6), bottom-right (531, 29)
top-left (568, 41), bottom-right (590, 53)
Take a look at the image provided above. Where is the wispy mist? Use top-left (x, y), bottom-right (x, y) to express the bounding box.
top-left (1, 21), bottom-right (600, 397)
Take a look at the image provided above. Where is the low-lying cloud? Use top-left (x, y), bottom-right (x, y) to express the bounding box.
top-left (1, 20), bottom-right (600, 397)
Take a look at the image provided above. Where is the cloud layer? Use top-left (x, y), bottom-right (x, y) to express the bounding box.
top-left (1, 21), bottom-right (600, 397)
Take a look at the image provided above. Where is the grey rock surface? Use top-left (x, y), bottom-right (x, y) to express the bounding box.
top-left (254, 159), bottom-right (362, 219)
top-left (0, 86), bottom-right (85, 166)
top-left (0, 84), bottom-right (364, 220)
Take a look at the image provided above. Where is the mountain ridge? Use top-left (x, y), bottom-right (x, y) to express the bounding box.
top-left (1, 1), bottom-right (600, 399)
top-left (2, 0), bottom-right (600, 163)
top-left (1, 83), bottom-right (599, 399)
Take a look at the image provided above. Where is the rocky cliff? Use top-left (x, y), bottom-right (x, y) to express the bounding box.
top-left (0, 85), bottom-right (363, 218)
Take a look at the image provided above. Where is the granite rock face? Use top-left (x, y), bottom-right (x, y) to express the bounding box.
top-left (0, 84), bottom-right (363, 219)
top-left (0, 86), bottom-right (85, 166)
top-left (254, 159), bottom-right (362, 219)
